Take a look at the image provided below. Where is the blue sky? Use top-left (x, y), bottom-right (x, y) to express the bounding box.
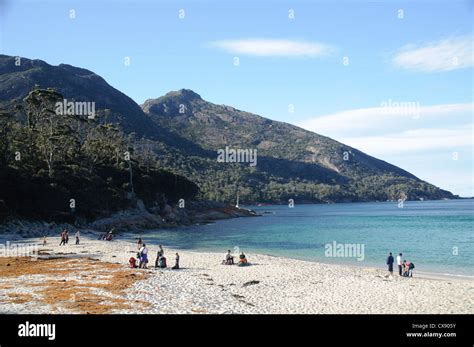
top-left (1, 0), bottom-right (473, 196)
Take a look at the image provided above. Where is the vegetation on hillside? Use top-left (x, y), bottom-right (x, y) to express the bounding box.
top-left (0, 87), bottom-right (198, 221)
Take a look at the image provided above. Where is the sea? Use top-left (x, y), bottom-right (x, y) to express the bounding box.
top-left (129, 199), bottom-right (474, 277)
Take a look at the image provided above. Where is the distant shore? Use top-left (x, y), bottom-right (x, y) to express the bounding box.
top-left (0, 234), bottom-right (471, 314)
top-left (0, 201), bottom-right (258, 237)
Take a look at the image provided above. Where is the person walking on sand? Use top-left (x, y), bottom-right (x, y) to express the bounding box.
top-left (397, 253), bottom-right (403, 276)
top-left (172, 253), bottom-right (180, 269)
top-left (386, 252), bottom-right (394, 275)
top-left (59, 229), bottom-right (66, 246)
top-left (75, 230), bottom-right (80, 245)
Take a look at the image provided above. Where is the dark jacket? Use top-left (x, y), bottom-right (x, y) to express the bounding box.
top-left (386, 255), bottom-right (394, 265)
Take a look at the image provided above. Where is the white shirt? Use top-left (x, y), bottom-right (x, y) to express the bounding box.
top-left (396, 255), bottom-right (402, 266)
top-left (140, 247), bottom-right (148, 255)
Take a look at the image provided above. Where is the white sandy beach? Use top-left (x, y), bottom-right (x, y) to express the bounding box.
top-left (0, 234), bottom-right (472, 314)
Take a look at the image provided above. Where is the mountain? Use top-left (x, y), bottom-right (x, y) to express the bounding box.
top-left (142, 89), bottom-right (417, 179)
top-left (0, 55), bottom-right (204, 154)
top-left (0, 55), bottom-right (456, 204)
top-left (142, 89), bottom-right (455, 202)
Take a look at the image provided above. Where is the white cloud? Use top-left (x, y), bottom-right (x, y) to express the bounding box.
top-left (298, 103), bottom-right (473, 138)
top-left (299, 103), bottom-right (473, 196)
top-left (338, 125), bottom-right (472, 155)
top-left (393, 35), bottom-right (474, 72)
top-left (210, 39), bottom-right (334, 57)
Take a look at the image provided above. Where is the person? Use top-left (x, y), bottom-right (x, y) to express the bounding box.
top-left (155, 245), bottom-right (165, 267)
top-left (65, 229), bottom-right (69, 244)
top-left (223, 250), bottom-right (234, 265)
top-left (139, 244), bottom-right (148, 269)
top-left (75, 230), bottom-right (80, 245)
top-left (238, 252), bottom-right (249, 266)
top-left (136, 252), bottom-right (141, 268)
top-left (172, 253), bottom-right (180, 269)
top-left (408, 262), bottom-right (415, 277)
top-left (386, 252), bottom-right (394, 275)
top-left (42, 236), bottom-right (47, 247)
top-left (403, 260), bottom-right (410, 277)
top-left (129, 257), bottom-right (137, 268)
top-left (158, 255), bottom-right (167, 268)
top-left (397, 253), bottom-right (403, 276)
top-left (137, 237), bottom-right (142, 250)
top-left (59, 229), bottom-right (66, 246)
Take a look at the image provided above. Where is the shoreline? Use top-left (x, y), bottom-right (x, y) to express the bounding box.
top-left (0, 234), bottom-right (472, 314)
top-left (3, 230), bottom-right (473, 282)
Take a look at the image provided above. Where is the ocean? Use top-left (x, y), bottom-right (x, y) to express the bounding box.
top-left (132, 199), bottom-right (474, 277)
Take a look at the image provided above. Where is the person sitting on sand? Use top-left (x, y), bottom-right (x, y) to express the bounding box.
top-left (402, 260), bottom-right (409, 277)
top-left (129, 257), bottom-right (137, 268)
top-left (136, 252), bottom-right (141, 268)
top-left (139, 244), bottom-right (149, 269)
top-left (222, 250), bottom-right (234, 265)
top-left (172, 253), bottom-right (180, 270)
top-left (238, 252), bottom-right (249, 267)
top-left (158, 255), bottom-right (167, 268)
top-left (154, 246), bottom-right (164, 267)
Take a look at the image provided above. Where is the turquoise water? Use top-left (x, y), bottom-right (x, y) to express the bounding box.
top-left (130, 200), bottom-right (474, 277)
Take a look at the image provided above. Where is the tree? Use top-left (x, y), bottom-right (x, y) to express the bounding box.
top-left (23, 88), bottom-right (73, 177)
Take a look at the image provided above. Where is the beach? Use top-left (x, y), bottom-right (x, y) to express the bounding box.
top-left (0, 234), bottom-right (472, 314)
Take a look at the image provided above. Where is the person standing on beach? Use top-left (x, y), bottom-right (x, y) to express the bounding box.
top-left (43, 236), bottom-right (47, 247)
top-left (139, 244), bottom-right (149, 269)
top-left (397, 253), bottom-right (403, 276)
top-left (59, 230), bottom-right (66, 246)
top-left (172, 253), bottom-right (180, 269)
top-left (386, 252), bottom-right (394, 275)
top-left (65, 229), bottom-right (69, 244)
top-left (137, 237), bottom-right (142, 250)
top-left (75, 230), bottom-right (80, 245)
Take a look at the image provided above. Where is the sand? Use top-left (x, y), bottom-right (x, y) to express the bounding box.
top-left (0, 234), bottom-right (472, 314)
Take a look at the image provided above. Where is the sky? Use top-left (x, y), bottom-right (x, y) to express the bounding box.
top-left (0, 0), bottom-right (473, 196)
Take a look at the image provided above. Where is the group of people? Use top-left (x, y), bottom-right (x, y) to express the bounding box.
top-left (386, 252), bottom-right (415, 277)
top-left (98, 229), bottom-right (114, 241)
top-left (129, 238), bottom-right (180, 270)
top-left (59, 229), bottom-right (80, 246)
top-left (222, 250), bottom-right (249, 267)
